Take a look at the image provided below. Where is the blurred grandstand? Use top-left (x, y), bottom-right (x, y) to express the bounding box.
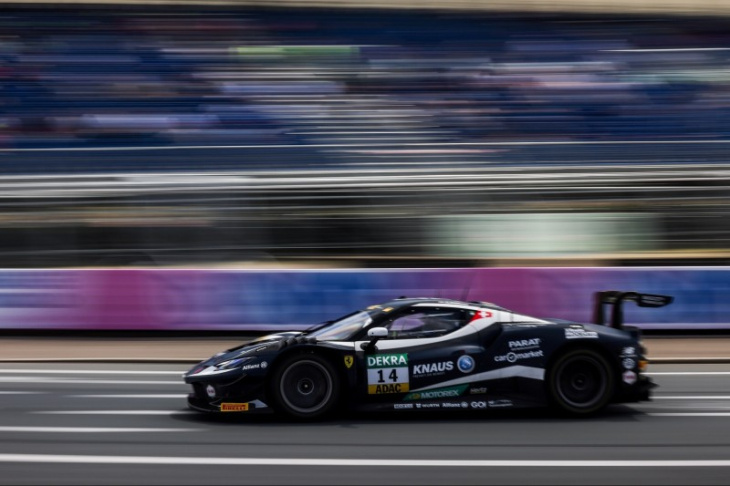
top-left (0, 4), bottom-right (729, 267)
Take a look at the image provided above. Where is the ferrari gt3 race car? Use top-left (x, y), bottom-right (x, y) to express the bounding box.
top-left (184, 290), bottom-right (671, 419)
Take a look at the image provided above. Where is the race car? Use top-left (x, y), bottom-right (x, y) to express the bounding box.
top-left (183, 290), bottom-right (671, 419)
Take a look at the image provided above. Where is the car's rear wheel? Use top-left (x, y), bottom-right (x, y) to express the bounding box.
top-left (548, 349), bottom-right (614, 415)
top-left (271, 354), bottom-right (341, 420)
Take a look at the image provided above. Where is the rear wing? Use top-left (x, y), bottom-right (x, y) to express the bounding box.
top-left (594, 291), bottom-right (673, 329)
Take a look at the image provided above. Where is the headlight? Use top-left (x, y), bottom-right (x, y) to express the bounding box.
top-left (216, 357), bottom-right (254, 370)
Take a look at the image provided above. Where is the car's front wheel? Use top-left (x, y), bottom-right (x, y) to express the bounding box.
top-left (547, 349), bottom-right (614, 415)
top-left (270, 354), bottom-right (341, 420)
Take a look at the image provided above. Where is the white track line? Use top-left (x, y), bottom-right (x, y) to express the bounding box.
top-left (0, 455), bottom-right (730, 466)
top-left (653, 396), bottom-right (730, 400)
top-left (646, 372), bottom-right (730, 376)
top-left (0, 427), bottom-right (200, 433)
top-left (33, 410), bottom-right (194, 415)
top-left (649, 413), bottom-right (730, 417)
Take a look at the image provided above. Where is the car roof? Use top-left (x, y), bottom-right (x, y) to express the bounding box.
top-left (375, 297), bottom-right (511, 313)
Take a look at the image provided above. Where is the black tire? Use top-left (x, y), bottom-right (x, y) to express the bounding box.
top-left (547, 349), bottom-right (614, 415)
top-left (270, 354), bottom-right (341, 420)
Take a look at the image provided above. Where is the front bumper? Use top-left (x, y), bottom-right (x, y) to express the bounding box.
top-left (187, 392), bottom-right (272, 414)
top-left (619, 375), bottom-right (656, 403)
top-left (185, 376), bottom-right (268, 413)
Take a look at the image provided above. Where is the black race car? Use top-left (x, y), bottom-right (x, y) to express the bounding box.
top-left (184, 290), bottom-right (671, 419)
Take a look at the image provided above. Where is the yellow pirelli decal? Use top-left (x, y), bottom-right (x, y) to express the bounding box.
top-left (368, 383), bottom-right (409, 394)
top-left (220, 402), bottom-right (250, 412)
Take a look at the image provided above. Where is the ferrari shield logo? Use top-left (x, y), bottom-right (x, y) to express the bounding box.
top-left (344, 355), bottom-right (354, 369)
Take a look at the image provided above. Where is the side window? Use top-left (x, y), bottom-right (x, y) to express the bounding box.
top-left (384, 307), bottom-right (471, 339)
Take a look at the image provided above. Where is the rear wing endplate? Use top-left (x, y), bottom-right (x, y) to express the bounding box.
top-left (594, 291), bottom-right (673, 329)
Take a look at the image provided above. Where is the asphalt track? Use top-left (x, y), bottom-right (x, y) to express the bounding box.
top-left (1, 362), bottom-right (730, 485)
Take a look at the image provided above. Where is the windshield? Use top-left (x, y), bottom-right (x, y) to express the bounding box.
top-left (307, 311), bottom-right (373, 341)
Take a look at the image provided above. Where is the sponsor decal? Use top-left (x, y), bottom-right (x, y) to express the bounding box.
top-left (344, 355), bottom-right (354, 369)
top-left (469, 309), bottom-right (493, 322)
top-left (220, 402), bottom-right (250, 412)
top-left (508, 338), bottom-right (541, 350)
top-left (565, 327), bottom-right (599, 339)
top-left (383, 307), bottom-right (394, 313)
top-left (470, 387), bottom-right (488, 395)
top-left (369, 383), bottom-right (408, 394)
top-left (205, 385), bottom-right (216, 398)
top-left (242, 363), bottom-right (265, 371)
top-left (457, 355), bottom-right (476, 373)
top-left (367, 305), bottom-right (382, 310)
top-left (441, 403), bottom-right (463, 409)
top-left (367, 353), bottom-right (409, 394)
top-left (394, 403), bottom-right (414, 410)
top-left (494, 350), bottom-right (544, 363)
top-left (413, 361), bottom-right (453, 376)
top-left (622, 358), bottom-right (636, 370)
top-left (470, 401), bottom-right (487, 409)
top-left (488, 399), bottom-right (513, 408)
top-left (461, 402), bottom-right (469, 409)
top-left (417, 403), bottom-right (440, 409)
top-left (404, 385), bottom-right (468, 401)
top-left (623, 370), bottom-right (638, 385)
top-left (367, 354), bottom-right (408, 368)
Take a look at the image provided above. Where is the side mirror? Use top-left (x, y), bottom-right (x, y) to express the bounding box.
top-left (361, 327), bottom-right (388, 352)
top-left (367, 327), bottom-right (388, 339)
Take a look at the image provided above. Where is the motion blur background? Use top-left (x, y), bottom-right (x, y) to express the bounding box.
top-left (0, 0), bottom-right (729, 269)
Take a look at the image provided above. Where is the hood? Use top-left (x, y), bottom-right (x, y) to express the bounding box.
top-left (201, 331), bottom-right (304, 367)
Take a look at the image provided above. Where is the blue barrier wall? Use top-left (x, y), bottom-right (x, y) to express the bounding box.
top-left (0, 267), bottom-right (726, 331)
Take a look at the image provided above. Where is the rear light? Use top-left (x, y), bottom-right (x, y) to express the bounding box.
top-left (639, 360), bottom-right (649, 372)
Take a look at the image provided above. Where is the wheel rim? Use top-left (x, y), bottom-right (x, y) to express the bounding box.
top-left (279, 359), bottom-right (334, 414)
top-left (555, 355), bottom-right (608, 409)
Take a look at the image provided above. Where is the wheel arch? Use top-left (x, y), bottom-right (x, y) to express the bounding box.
top-left (546, 340), bottom-right (619, 374)
top-left (264, 345), bottom-right (350, 403)
top-left (544, 340), bottom-right (621, 402)
top-left (268, 345), bottom-right (347, 375)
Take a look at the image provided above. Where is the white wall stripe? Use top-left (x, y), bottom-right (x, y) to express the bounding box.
top-left (0, 378), bottom-right (182, 385)
top-left (0, 370), bottom-right (183, 375)
top-left (0, 455), bottom-right (729, 467)
top-left (2, 139), bottom-right (730, 153)
top-left (71, 394), bottom-right (187, 398)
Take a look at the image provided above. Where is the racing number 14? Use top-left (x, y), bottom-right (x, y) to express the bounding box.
top-left (377, 369), bottom-right (399, 383)
top-left (366, 353), bottom-right (409, 394)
